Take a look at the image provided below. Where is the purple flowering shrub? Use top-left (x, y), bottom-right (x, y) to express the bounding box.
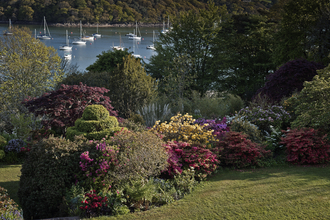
top-left (237, 105), bottom-right (291, 134)
top-left (163, 141), bottom-right (219, 180)
top-left (194, 117), bottom-right (230, 141)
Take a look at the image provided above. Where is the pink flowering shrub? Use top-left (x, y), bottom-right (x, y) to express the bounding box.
top-left (79, 140), bottom-right (119, 191)
top-left (164, 141), bottom-right (219, 179)
top-left (281, 128), bottom-right (330, 164)
top-left (214, 131), bottom-right (271, 168)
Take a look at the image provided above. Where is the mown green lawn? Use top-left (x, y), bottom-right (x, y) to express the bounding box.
top-left (94, 165), bottom-right (330, 220)
top-left (1, 164), bottom-right (330, 219)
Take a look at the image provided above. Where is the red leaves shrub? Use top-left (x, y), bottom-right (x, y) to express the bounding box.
top-left (281, 128), bottom-right (330, 164)
top-left (164, 141), bottom-right (219, 179)
top-left (214, 131), bottom-right (271, 168)
top-left (22, 83), bottom-right (118, 135)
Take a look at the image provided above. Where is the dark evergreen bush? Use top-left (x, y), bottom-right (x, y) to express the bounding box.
top-left (18, 135), bottom-right (95, 219)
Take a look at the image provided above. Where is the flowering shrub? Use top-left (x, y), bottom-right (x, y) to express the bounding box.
top-left (79, 141), bottom-right (119, 191)
top-left (237, 105), bottom-right (291, 134)
top-left (164, 141), bottom-right (219, 179)
top-left (281, 128), bottom-right (330, 164)
top-left (214, 131), bottom-right (271, 168)
top-left (194, 117), bottom-right (229, 141)
top-left (152, 113), bottom-right (215, 145)
top-left (79, 190), bottom-right (111, 218)
top-left (0, 187), bottom-right (23, 220)
top-left (4, 139), bottom-right (26, 153)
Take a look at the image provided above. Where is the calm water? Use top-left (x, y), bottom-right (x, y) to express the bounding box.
top-left (0, 24), bottom-right (160, 71)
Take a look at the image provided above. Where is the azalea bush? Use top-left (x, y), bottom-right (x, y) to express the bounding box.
top-left (152, 113), bottom-right (215, 146)
top-left (214, 131), bottom-right (271, 168)
top-left (194, 117), bottom-right (229, 141)
top-left (281, 128), bottom-right (330, 164)
top-left (164, 141), bottom-right (219, 179)
top-left (79, 189), bottom-right (111, 218)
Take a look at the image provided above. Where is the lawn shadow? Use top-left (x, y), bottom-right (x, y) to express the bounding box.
top-left (0, 180), bottom-right (20, 205)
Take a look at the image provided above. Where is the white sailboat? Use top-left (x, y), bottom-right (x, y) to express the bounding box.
top-left (3, 19), bottom-right (13, 36)
top-left (37, 16), bottom-right (51, 39)
top-left (161, 16), bottom-right (171, 34)
top-left (64, 53), bottom-right (72, 59)
top-left (59, 30), bottom-right (72, 50)
top-left (146, 31), bottom-right (156, 50)
top-left (132, 39), bottom-right (141, 58)
top-left (112, 34), bottom-right (125, 51)
top-left (92, 23), bottom-right (101, 37)
top-left (72, 21), bottom-right (87, 45)
top-left (129, 21), bottom-right (141, 40)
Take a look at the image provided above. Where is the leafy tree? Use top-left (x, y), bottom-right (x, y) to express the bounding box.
top-left (106, 54), bottom-right (157, 118)
top-left (289, 63), bottom-right (330, 132)
top-left (146, 1), bottom-right (227, 96)
top-left (0, 27), bottom-right (63, 112)
top-left (86, 49), bottom-right (131, 73)
top-left (255, 59), bottom-right (325, 102)
top-left (273, 0), bottom-right (330, 66)
top-left (215, 13), bottom-right (276, 101)
top-left (22, 83), bottom-right (118, 135)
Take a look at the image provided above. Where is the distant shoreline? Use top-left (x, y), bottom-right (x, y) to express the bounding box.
top-left (0, 20), bottom-right (164, 28)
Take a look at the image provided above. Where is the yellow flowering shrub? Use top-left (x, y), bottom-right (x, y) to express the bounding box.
top-left (152, 113), bottom-right (215, 145)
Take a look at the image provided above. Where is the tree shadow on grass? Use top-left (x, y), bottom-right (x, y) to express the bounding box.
top-left (0, 180), bottom-right (20, 205)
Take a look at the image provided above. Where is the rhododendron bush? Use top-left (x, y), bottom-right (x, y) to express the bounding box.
top-left (164, 141), bottom-right (219, 179)
top-left (214, 131), bottom-right (271, 168)
top-left (281, 128), bottom-right (330, 164)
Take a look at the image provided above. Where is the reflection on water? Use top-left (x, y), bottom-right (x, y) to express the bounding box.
top-left (0, 24), bottom-right (161, 72)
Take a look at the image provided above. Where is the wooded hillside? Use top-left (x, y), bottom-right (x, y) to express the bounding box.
top-left (0, 0), bottom-right (274, 24)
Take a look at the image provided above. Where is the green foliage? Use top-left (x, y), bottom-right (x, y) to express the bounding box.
top-left (0, 150), bottom-right (5, 160)
top-left (86, 49), bottom-right (131, 73)
top-left (137, 103), bottom-right (172, 127)
top-left (105, 54), bottom-right (157, 118)
top-left (0, 135), bottom-right (7, 150)
top-left (128, 113), bottom-right (145, 126)
top-left (118, 119), bottom-right (147, 133)
top-left (0, 27), bottom-right (63, 113)
top-left (107, 130), bottom-right (169, 186)
top-left (289, 63), bottom-right (330, 132)
top-left (265, 126), bottom-right (286, 157)
top-left (172, 168), bottom-right (197, 197)
top-left (9, 113), bottom-right (38, 140)
top-left (216, 13), bottom-right (276, 101)
top-left (66, 105), bottom-right (123, 141)
top-left (229, 117), bottom-right (264, 144)
top-left (17, 135), bottom-right (95, 220)
top-left (61, 184), bottom-right (86, 217)
top-left (0, 186), bottom-right (23, 220)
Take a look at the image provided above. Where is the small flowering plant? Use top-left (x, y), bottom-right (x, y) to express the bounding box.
top-left (237, 105), bottom-right (291, 134)
top-left (79, 140), bottom-right (119, 191)
top-left (79, 189), bottom-right (111, 218)
top-left (0, 187), bottom-right (23, 220)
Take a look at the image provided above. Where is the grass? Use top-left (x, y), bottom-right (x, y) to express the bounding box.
top-left (1, 164), bottom-right (330, 219)
top-left (0, 164), bottom-right (21, 205)
top-left (93, 165), bottom-right (330, 220)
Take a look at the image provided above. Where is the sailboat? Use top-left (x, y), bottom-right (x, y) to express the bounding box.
top-left (92, 23), bottom-right (101, 37)
top-left (112, 34), bottom-right (125, 51)
top-left (129, 21), bottom-right (141, 40)
top-left (59, 30), bottom-right (72, 50)
top-left (80, 22), bottom-right (94, 41)
top-left (3, 19), bottom-right (13, 36)
top-left (132, 39), bottom-right (141, 58)
top-left (72, 21), bottom-right (87, 45)
top-left (146, 31), bottom-right (156, 50)
top-left (161, 16), bottom-right (170, 34)
top-left (37, 16), bottom-right (51, 40)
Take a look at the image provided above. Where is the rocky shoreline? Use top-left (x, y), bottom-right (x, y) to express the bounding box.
top-left (0, 20), bottom-right (164, 28)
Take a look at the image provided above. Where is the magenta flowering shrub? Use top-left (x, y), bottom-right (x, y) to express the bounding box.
top-left (194, 117), bottom-right (230, 140)
top-left (164, 141), bottom-right (219, 179)
top-left (79, 189), bottom-right (111, 218)
top-left (79, 141), bottom-right (119, 191)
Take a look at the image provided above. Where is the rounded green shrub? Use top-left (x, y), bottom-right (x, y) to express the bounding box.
top-left (66, 105), bottom-right (124, 141)
top-left (18, 135), bottom-right (95, 220)
top-left (0, 135), bottom-right (7, 150)
top-left (229, 117), bottom-right (264, 144)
